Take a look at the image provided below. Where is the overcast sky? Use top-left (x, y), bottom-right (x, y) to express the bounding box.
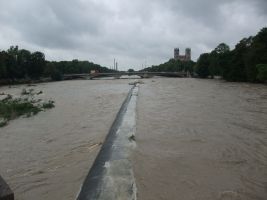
top-left (0, 0), bottom-right (266, 70)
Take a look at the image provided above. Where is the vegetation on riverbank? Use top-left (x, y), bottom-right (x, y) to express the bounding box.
top-left (0, 89), bottom-right (55, 127)
top-left (195, 27), bottom-right (267, 82)
top-left (141, 59), bottom-right (196, 75)
top-left (0, 46), bottom-right (115, 85)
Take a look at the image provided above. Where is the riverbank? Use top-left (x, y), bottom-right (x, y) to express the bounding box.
top-left (133, 78), bottom-right (267, 200)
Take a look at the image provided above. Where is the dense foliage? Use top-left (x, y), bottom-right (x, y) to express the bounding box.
top-left (0, 46), bottom-right (45, 80)
top-left (128, 69), bottom-right (135, 72)
top-left (0, 46), bottom-right (113, 82)
top-left (141, 59), bottom-right (195, 74)
top-left (44, 59), bottom-right (113, 81)
top-left (195, 27), bottom-right (267, 82)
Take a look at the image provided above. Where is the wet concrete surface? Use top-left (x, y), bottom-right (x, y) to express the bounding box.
top-left (133, 78), bottom-right (267, 200)
top-left (77, 85), bottom-right (138, 200)
top-left (0, 175), bottom-right (14, 200)
top-left (0, 80), bottom-right (131, 200)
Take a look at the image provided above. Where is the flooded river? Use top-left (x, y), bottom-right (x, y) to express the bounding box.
top-left (133, 78), bottom-right (267, 200)
top-left (0, 78), bottom-right (267, 200)
top-left (0, 80), bottom-right (131, 200)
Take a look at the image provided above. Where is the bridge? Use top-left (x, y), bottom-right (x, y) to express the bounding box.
top-left (63, 71), bottom-right (188, 80)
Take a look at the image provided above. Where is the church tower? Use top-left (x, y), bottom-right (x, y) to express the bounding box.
top-left (174, 48), bottom-right (180, 60)
top-left (185, 48), bottom-right (191, 61)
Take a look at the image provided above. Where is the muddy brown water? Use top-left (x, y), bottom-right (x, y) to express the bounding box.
top-left (133, 78), bottom-right (267, 200)
top-left (0, 80), bottom-right (131, 200)
top-left (1, 78), bottom-right (267, 200)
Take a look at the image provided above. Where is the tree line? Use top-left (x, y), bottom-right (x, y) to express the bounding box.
top-left (195, 27), bottom-right (267, 82)
top-left (0, 46), bottom-right (113, 82)
top-left (141, 59), bottom-right (196, 75)
top-left (44, 60), bottom-right (113, 81)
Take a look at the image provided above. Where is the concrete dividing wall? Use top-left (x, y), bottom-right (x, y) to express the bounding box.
top-left (0, 176), bottom-right (14, 200)
top-left (77, 85), bottom-right (138, 200)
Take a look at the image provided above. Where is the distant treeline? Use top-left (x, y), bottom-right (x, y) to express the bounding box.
top-left (195, 27), bottom-right (267, 82)
top-left (45, 60), bottom-right (113, 81)
top-left (0, 46), bottom-right (113, 82)
top-left (141, 59), bottom-right (196, 74)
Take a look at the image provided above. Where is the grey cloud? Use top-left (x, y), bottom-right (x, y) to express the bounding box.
top-left (0, 0), bottom-right (266, 70)
top-left (1, 0), bottom-right (111, 49)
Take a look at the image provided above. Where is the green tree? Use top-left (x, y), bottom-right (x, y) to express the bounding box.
top-left (17, 49), bottom-right (31, 78)
top-left (28, 52), bottom-right (45, 79)
top-left (214, 43), bottom-right (230, 54)
top-left (245, 28), bottom-right (267, 82)
top-left (256, 64), bottom-right (267, 82)
top-left (209, 43), bottom-right (231, 78)
top-left (208, 51), bottom-right (219, 78)
top-left (223, 38), bottom-right (251, 81)
top-left (0, 51), bottom-right (8, 79)
top-left (128, 69), bottom-right (134, 72)
top-left (6, 46), bottom-right (20, 79)
top-left (195, 53), bottom-right (210, 78)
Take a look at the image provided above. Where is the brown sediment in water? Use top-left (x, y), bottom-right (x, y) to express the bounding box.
top-left (0, 80), bottom-right (131, 200)
top-left (133, 78), bottom-right (267, 200)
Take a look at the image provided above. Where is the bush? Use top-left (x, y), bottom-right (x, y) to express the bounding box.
top-left (0, 99), bottom-right (41, 120)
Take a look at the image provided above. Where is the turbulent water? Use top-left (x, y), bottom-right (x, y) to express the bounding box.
top-left (0, 80), bottom-right (131, 200)
top-left (133, 78), bottom-right (267, 200)
top-left (1, 78), bottom-right (267, 200)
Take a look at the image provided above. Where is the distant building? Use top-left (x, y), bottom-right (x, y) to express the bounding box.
top-left (90, 70), bottom-right (99, 74)
top-left (174, 48), bottom-right (191, 61)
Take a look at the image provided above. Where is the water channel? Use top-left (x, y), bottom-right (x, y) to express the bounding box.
top-left (0, 78), bottom-right (267, 200)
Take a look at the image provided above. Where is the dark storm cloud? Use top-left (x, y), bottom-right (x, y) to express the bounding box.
top-left (0, 0), bottom-right (266, 69)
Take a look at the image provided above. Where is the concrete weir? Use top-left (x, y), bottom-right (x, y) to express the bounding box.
top-left (77, 85), bottom-right (138, 200)
top-left (0, 175), bottom-right (14, 200)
